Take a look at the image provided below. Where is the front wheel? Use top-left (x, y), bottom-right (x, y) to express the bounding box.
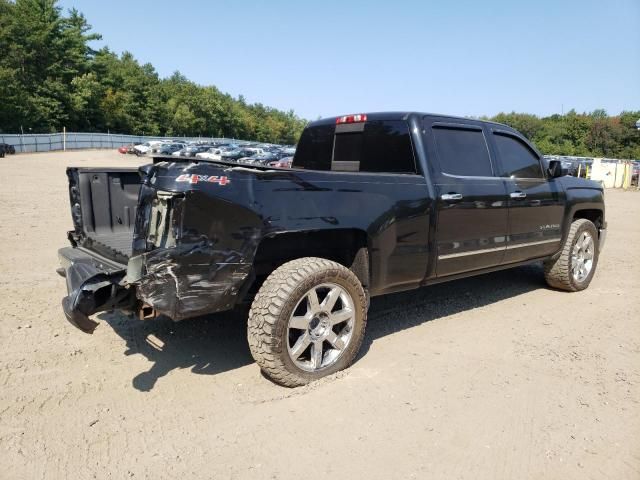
top-left (544, 218), bottom-right (600, 291)
top-left (248, 257), bottom-right (367, 387)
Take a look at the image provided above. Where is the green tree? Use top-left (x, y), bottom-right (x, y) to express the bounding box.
top-left (0, 0), bottom-right (100, 132)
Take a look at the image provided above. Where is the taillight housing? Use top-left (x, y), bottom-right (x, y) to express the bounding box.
top-left (336, 114), bottom-right (367, 124)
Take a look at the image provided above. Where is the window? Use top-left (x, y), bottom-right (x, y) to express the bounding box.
top-left (361, 120), bottom-right (416, 173)
top-left (432, 126), bottom-right (493, 177)
top-left (332, 131), bottom-right (363, 171)
top-left (493, 133), bottom-right (543, 179)
top-left (292, 124), bottom-right (334, 170)
top-left (293, 120), bottom-right (417, 173)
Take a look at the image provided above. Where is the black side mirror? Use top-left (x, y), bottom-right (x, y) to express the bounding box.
top-left (547, 160), bottom-right (568, 178)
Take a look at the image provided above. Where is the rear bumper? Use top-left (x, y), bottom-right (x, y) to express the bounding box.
top-left (58, 247), bottom-right (134, 333)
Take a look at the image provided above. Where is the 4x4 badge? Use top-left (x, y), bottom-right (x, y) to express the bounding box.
top-left (175, 174), bottom-right (230, 185)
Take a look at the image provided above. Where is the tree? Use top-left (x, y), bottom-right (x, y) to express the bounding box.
top-left (491, 110), bottom-right (640, 159)
top-left (1, 0), bottom-right (635, 151)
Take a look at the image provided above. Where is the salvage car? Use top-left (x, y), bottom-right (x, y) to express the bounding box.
top-left (155, 143), bottom-right (185, 155)
top-left (57, 112), bottom-right (606, 386)
top-left (237, 152), bottom-right (279, 165)
top-left (0, 142), bottom-right (16, 155)
top-left (172, 144), bottom-right (212, 157)
top-left (133, 142), bottom-right (153, 155)
top-left (268, 156), bottom-right (293, 168)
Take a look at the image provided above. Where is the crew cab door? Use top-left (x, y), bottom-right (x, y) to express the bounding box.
top-left (423, 118), bottom-right (509, 277)
top-left (488, 129), bottom-right (565, 262)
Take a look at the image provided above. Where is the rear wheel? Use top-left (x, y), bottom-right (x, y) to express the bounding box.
top-left (248, 257), bottom-right (367, 387)
top-left (544, 218), bottom-right (599, 291)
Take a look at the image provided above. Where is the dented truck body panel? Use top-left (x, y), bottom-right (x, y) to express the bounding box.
top-left (59, 154), bottom-right (432, 327)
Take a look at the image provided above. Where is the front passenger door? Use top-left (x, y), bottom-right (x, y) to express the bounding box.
top-left (490, 130), bottom-right (566, 263)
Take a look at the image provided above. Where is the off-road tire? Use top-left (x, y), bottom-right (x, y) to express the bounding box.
top-left (248, 257), bottom-right (367, 387)
top-left (544, 218), bottom-right (599, 291)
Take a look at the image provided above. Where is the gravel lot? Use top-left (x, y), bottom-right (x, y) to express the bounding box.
top-left (1, 150), bottom-right (639, 479)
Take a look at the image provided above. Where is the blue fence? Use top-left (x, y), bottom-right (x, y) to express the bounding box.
top-left (0, 132), bottom-right (241, 153)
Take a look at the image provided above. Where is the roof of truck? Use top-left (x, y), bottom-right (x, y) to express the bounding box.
top-left (308, 111), bottom-right (513, 130)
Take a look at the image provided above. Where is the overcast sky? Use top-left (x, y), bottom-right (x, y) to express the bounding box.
top-left (58, 0), bottom-right (640, 120)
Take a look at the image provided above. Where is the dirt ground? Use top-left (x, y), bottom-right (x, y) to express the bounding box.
top-left (0, 150), bottom-right (638, 480)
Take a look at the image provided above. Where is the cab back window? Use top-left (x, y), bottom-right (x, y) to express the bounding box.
top-left (293, 120), bottom-right (417, 174)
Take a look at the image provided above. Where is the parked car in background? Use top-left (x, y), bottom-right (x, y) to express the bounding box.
top-left (242, 147), bottom-right (266, 156)
top-left (195, 147), bottom-right (226, 160)
top-left (155, 143), bottom-right (185, 155)
top-left (133, 142), bottom-right (154, 155)
top-left (220, 148), bottom-right (253, 161)
top-left (268, 156), bottom-right (293, 168)
top-left (631, 161), bottom-right (640, 186)
top-left (0, 143), bottom-right (16, 155)
top-left (150, 142), bottom-right (171, 154)
top-left (118, 144), bottom-right (140, 154)
top-left (237, 152), bottom-right (279, 165)
top-left (173, 144), bottom-right (212, 157)
top-left (279, 147), bottom-right (296, 157)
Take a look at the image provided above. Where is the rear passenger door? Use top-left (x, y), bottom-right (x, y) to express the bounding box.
top-left (423, 118), bottom-right (509, 277)
top-left (488, 129), bottom-right (565, 263)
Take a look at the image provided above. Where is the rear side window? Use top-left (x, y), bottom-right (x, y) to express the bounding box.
top-left (432, 126), bottom-right (493, 177)
top-left (493, 133), bottom-right (543, 178)
top-left (293, 120), bottom-right (416, 173)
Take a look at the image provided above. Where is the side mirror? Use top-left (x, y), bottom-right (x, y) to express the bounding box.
top-left (547, 160), bottom-right (568, 178)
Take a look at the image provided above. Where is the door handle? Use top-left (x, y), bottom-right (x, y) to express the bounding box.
top-left (510, 191), bottom-right (527, 199)
top-left (441, 193), bottom-right (463, 201)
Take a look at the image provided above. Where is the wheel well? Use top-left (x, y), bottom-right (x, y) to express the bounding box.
top-left (573, 209), bottom-right (603, 229)
top-left (248, 229), bottom-right (369, 297)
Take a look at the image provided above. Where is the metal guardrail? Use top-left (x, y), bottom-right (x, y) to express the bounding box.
top-left (0, 132), bottom-right (243, 153)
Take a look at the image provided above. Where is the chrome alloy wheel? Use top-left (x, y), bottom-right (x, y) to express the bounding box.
top-left (571, 231), bottom-right (595, 282)
top-left (286, 283), bottom-right (355, 372)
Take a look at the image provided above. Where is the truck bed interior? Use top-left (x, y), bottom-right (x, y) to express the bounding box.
top-left (71, 168), bottom-right (141, 259)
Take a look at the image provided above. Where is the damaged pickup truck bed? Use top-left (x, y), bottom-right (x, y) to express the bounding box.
top-left (58, 112), bottom-right (606, 386)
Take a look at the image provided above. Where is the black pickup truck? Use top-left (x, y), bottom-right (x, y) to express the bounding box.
top-left (58, 112), bottom-right (606, 386)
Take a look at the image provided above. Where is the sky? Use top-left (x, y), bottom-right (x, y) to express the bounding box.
top-left (57, 0), bottom-right (640, 120)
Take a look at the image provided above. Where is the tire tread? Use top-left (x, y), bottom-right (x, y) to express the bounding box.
top-left (544, 218), bottom-right (596, 292)
top-left (248, 257), bottom-right (367, 387)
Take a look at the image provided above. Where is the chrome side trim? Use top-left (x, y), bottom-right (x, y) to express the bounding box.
top-left (506, 238), bottom-right (561, 249)
top-left (438, 245), bottom-right (505, 260)
top-left (438, 237), bottom-right (561, 260)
